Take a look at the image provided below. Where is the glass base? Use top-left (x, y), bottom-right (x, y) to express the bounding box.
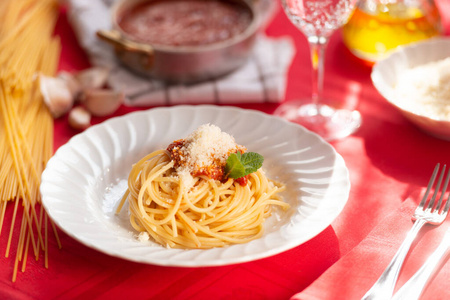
top-left (274, 101), bottom-right (361, 141)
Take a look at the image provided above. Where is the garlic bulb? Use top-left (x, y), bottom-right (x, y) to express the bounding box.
top-left (75, 67), bottom-right (110, 91)
top-left (39, 74), bottom-right (74, 118)
top-left (57, 71), bottom-right (81, 100)
top-left (68, 106), bottom-right (91, 130)
top-left (83, 89), bottom-right (124, 117)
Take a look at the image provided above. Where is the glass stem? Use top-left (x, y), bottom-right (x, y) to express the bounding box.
top-left (308, 36), bottom-right (329, 106)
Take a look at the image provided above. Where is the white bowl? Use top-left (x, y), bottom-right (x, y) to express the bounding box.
top-left (371, 37), bottom-right (450, 141)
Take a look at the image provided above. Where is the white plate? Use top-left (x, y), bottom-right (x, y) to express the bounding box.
top-left (41, 105), bottom-right (350, 267)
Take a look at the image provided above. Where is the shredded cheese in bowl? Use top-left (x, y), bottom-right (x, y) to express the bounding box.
top-left (394, 57), bottom-right (450, 120)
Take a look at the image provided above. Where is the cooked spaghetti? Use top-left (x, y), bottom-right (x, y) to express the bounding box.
top-left (117, 124), bottom-right (289, 249)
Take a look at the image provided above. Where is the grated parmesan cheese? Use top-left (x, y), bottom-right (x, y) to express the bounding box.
top-left (167, 124), bottom-right (246, 190)
top-left (394, 57), bottom-right (450, 120)
top-left (138, 231), bottom-right (150, 242)
top-left (178, 168), bottom-right (195, 191)
top-left (183, 124), bottom-right (239, 169)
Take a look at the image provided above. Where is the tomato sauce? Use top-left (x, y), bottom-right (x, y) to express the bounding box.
top-left (118, 0), bottom-right (253, 47)
top-left (235, 175), bottom-right (248, 186)
top-left (167, 139), bottom-right (248, 185)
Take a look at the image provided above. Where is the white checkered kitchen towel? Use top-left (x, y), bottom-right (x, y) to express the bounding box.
top-left (66, 0), bottom-right (295, 106)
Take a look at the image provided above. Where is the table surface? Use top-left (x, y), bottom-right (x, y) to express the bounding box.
top-left (1, 1), bottom-right (450, 300)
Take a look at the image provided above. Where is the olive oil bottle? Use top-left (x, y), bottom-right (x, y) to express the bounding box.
top-left (342, 0), bottom-right (442, 64)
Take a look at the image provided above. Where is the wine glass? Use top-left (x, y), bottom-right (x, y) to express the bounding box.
top-left (275, 0), bottom-right (362, 141)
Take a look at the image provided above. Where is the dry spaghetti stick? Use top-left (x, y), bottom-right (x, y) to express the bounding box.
top-left (10, 96), bottom-right (42, 195)
top-left (50, 220), bottom-right (62, 250)
top-left (16, 210), bottom-right (28, 261)
top-left (0, 1), bottom-right (54, 54)
top-left (12, 252), bottom-right (20, 282)
top-left (45, 213), bottom-right (48, 268)
top-left (5, 191), bottom-right (20, 257)
top-left (0, 100), bottom-right (40, 261)
top-left (2, 91), bottom-right (39, 274)
top-left (21, 230), bottom-right (32, 272)
top-left (0, 0), bottom-right (61, 281)
top-left (0, 201), bottom-right (6, 234)
top-left (12, 210), bottom-right (28, 282)
top-left (39, 201), bottom-right (61, 250)
top-left (0, 90), bottom-right (42, 254)
top-left (6, 84), bottom-right (48, 224)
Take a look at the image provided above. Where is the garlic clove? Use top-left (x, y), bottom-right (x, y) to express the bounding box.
top-left (83, 88), bottom-right (124, 117)
top-left (68, 106), bottom-right (91, 130)
top-left (39, 74), bottom-right (74, 118)
top-left (57, 71), bottom-right (82, 100)
top-left (75, 67), bottom-right (110, 91)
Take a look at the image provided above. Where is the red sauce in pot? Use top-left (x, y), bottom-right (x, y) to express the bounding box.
top-left (118, 0), bottom-right (253, 47)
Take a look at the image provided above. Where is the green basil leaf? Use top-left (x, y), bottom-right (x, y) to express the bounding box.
top-left (224, 152), bottom-right (245, 179)
top-left (241, 152), bottom-right (264, 174)
top-left (225, 152), bottom-right (264, 179)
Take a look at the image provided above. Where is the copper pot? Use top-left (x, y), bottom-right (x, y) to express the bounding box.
top-left (97, 0), bottom-right (261, 83)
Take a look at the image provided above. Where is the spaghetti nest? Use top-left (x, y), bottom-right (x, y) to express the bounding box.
top-left (118, 149), bottom-right (288, 249)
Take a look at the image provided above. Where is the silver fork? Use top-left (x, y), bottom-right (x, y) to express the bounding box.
top-left (391, 227), bottom-right (450, 300)
top-left (361, 163), bottom-right (450, 300)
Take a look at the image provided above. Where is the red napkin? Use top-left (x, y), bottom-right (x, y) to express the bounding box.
top-left (291, 198), bottom-right (450, 300)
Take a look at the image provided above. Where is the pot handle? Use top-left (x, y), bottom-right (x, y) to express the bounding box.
top-left (96, 29), bottom-right (154, 69)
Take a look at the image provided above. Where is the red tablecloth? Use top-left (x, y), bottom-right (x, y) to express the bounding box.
top-left (1, 1), bottom-right (450, 299)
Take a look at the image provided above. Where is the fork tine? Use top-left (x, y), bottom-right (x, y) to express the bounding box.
top-left (419, 163), bottom-right (440, 210)
top-left (435, 165), bottom-right (450, 212)
top-left (426, 164), bottom-right (446, 211)
top-left (442, 186), bottom-right (450, 215)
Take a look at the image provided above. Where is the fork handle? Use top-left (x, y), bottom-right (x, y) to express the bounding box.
top-left (391, 229), bottom-right (450, 300)
top-left (361, 219), bottom-right (427, 300)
